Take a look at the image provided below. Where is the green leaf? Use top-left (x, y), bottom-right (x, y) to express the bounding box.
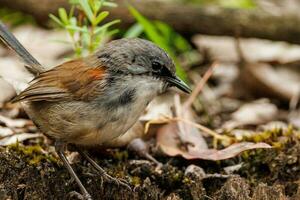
top-left (154, 21), bottom-right (191, 52)
top-left (66, 25), bottom-right (87, 32)
top-left (174, 35), bottom-right (191, 52)
top-left (93, 19), bottom-right (120, 35)
top-left (58, 8), bottom-right (69, 25)
top-left (93, 0), bottom-right (102, 13)
top-left (49, 14), bottom-right (64, 27)
top-left (50, 39), bottom-right (73, 44)
top-left (220, 0), bottom-right (256, 9)
top-left (128, 5), bottom-right (188, 81)
top-left (68, 17), bottom-right (77, 35)
top-left (94, 11), bottom-right (109, 25)
top-left (154, 21), bottom-right (171, 39)
top-left (124, 23), bottom-right (144, 38)
top-left (69, 5), bottom-right (75, 18)
top-left (128, 6), bottom-right (167, 51)
top-left (70, 17), bottom-right (77, 26)
top-left (78, 0), bottom-right (94, 23)
top-left (107, 29), bottom-right (119, 36)
top-left (81, 26), bottom-right (90, 48)
top-left (103, 2), bottom-right (118, 7)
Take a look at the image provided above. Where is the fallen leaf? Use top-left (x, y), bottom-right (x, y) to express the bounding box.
top-left (174, 95), bottom-right (208, 149)
top-left (0, 133), bottom-right (42, 146)
top-left (140, 92), bottom-right (174, 122)
top-left (0, 114), bottom-right (31, 128)
top-left (224, 163), bottom-right (243, 174)
top-left (223, 99), bottom-right (278, 129)
top-left (193, 35), bottom-right (300, 63)
top-left (0, 57), bottom-right (33, 94)
top-left (240, 62), bottom-right (300, 102)
top-left (0, 79), bottom-right (15, 104)
top-left (0, 126), bottom-right (14, 137)
top-left (13, 25), bottom-right (71, 67)
top-left (157, 125), bottom-right (270, 160)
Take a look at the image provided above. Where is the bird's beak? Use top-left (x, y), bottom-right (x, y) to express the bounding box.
top-left (165, 76), bottom-right (192, 94)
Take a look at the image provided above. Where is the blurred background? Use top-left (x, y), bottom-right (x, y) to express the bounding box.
top-left (0, 0), bottom-right (300, 199)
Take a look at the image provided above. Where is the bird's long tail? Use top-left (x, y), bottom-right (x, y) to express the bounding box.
top-left (0, 21), bottom-right (44, 76)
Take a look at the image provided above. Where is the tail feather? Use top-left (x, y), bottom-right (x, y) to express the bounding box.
top-left (0, 21), bottom-right (44, 76)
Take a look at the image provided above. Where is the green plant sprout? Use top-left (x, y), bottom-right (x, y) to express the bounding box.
top-left (49, 0), bottom-right (120, 57)
top-left (127, 6), bottom-right (190, 81)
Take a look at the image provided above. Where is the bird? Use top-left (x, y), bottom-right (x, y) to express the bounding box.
top-left (0, 21), bottom-right (191, 199)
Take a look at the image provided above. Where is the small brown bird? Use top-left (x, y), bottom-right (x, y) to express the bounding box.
top-left (0, 22), bottom-right (191, 199)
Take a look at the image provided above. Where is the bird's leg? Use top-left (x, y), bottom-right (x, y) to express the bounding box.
top-left (75, 147), bottom-right (131, 191)
top-left (55, 141), bottom-right (92, 200)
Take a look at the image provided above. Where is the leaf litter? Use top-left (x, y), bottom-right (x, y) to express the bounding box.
top-left (156, 64), bottom-right (271, 160)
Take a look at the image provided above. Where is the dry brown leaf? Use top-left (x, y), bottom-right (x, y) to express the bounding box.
top-left (156, 65), bottom-right (271, 160)
top-left (0, 133), bottom-right (42, 146)
top-left (166, 64), bottom-right (217, 149)
top-left (0, 114), bottom-right (31, 128)
top-left (223, 99), bottom-right (278, 129)
top-left (140, 91), bottom-right (174, 122)
top-left (157, 124), bottom-right (270, 160)
top-left (0, 79), bottom-right (15, 104)
top-left (240, 63), bottom-right (300, 102)
top-left (13, 25), bottom-right (71, 67)
top-left (174, 94), bottom-right (208, 149)
top-left (0, 126), bottom-right (14, 137)
top-left (193, 35), bottom-right (300, 63)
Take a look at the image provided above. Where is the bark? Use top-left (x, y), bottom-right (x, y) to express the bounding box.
top-left (1, 0), bottom-right (300, 43)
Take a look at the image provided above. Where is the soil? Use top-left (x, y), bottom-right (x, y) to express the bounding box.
top-left (1, 136), bottom-right (300, 200)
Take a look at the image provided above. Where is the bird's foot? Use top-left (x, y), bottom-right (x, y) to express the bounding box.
top-left (100, 171), bottom-right (131, 191)
top-left (67, 191), bottom-right (93, 200)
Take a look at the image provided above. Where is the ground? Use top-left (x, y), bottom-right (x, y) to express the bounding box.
top-left (0, 134), bottom-right (300, 200)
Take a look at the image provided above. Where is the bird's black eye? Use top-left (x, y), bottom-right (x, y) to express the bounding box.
top-left (152, 61), bottom-right (163, 72)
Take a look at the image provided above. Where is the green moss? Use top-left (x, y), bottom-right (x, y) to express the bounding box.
top-left (238, 131), bottom-right (300, 185)
top-left (112, 149), bottom-right (129, 161)
top-left (235, 126), bottom-right (300, 148)
top-left (182, 177), bottom-right (192, 184)
top-left (131, 176), bottom-right (141, 186)
top-left (8, 143), bottom-right (58, 166)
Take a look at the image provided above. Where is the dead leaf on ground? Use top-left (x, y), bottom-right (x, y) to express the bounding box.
top-left (239, 62), bottom-right (300, 102)
top-left (193, 35), bottom-right (300, 63)
top-left (0, 126), bottom-right (14, 137)
top-left (0, 114), bottom-right (31, 128)
top-left (0, 133), bottom-right (42, 146)
top-left (223, 99), bottom-right (278, 129)
top-left (140, 91), bottom-right (174, 122)
top-left (289, 110), bottom-right (300, 129)
top-left (0, 79), bottom-right (15, 104)
top-left (156, 65), bottom-right (271, 161)
top-left (12, 25), bottom-right (71, 67)
top-left (157, 124), bottom-right (270, 160)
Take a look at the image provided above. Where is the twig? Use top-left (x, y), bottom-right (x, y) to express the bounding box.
top-left (172, 117), bottom-right (234, 144)
top-left (144, 115), bottom-right (234, 145)
top-left (184, 62), bottom-right (217, 108)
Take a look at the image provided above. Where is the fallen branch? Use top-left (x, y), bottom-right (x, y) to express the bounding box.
top-left (2, 0), bottom-right (300, 44)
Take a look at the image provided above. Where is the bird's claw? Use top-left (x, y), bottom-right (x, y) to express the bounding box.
top-left (102, 173), bottom-right (131, 191)
top-left (67, 191), bottom-right (93, 200)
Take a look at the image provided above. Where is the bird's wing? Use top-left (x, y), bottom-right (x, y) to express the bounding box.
top-left (12, 59), bottom-right (107, 102)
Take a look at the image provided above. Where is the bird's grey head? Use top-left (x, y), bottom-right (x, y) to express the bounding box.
top-left (95, 38), bottom-right (191, 94)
